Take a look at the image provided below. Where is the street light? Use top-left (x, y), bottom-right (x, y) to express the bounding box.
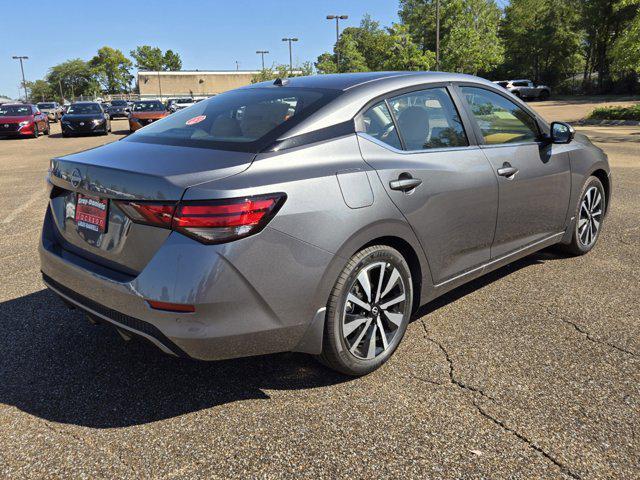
top-left (326, 15), bottom-right (348, 68)
top-left (435, 0), bottom-right (441, 70)
top-left (281, 37), bottom-right (298, 75)
top-left (256, 50), bottom-right (269, 70)
top-left (12, 56), bottom-right (29, 102)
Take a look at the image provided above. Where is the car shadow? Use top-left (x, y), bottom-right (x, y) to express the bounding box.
top-left (0, 249), bottom-right (568, 429)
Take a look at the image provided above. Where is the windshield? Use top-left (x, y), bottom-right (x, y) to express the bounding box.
top-left (133, 101), bottom-right (165, 112)
top-left (0, 105), bottom-right (31, 116)
top-left (38, 103), bottom-right (56, 109)
top-left (67, 104), bottom-right (102, 114)
top-left (128, 87), bottom-right (339, 151)
top-left (111, 100), bottom-right (128, 106)
top-left (176, 99), bottom-right (194, 104)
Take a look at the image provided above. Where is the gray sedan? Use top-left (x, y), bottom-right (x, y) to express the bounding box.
top-left (40, 72), bottom-right (610, 376)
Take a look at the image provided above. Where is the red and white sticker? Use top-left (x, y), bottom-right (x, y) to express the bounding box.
top-left (185, 115), bottom-right (206, 126)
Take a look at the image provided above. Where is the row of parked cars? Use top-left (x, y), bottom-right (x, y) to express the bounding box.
top-left (0, 99), bottom-right (175, 139)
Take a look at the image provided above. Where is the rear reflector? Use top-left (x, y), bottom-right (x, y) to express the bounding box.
top-left (147, 300), bottom-right (195, 313)
top-left (116, 193), bottom-right (286, 244)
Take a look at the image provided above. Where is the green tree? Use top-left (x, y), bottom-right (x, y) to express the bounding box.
top-left (610, 1), bottom-right (640, 76)
top-left (251, 62), bottom-right (313, 83)
top-left (26, 80), bottom-right (53, 102)
top-left (500, 0), bottom-right (582, 85)
top-left (47, 59), bottom-right (99, 100)
top-left (89, 46), bottom-right (133, 93)
top-left (399, 0), bottom-right (504, 74)
top-left (384, 23), bottom-right (435, 71)
top-left (130, 45), bottom-right (183, 71)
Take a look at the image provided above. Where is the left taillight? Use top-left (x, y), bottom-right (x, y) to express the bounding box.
top-left (115, 193), bottom-right (286, 244)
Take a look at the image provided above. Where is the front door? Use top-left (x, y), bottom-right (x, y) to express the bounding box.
top-left (459, 86), bottom-right (572, 258)
top-left (357, 86), bottom-right (498, 284)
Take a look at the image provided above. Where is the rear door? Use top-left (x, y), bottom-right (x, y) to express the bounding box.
top-left (357, 85), bottom-right (498, 284)
top-left (458, 85), bottom-right (571, 258)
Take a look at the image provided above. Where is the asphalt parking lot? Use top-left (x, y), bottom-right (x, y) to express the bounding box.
top-left (0, 104), bottom-right (638, 478)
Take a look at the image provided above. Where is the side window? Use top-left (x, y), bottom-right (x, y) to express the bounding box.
top-left (461, 86), bottom-right (539, 145)
top-left (387, 87), bottom-right (468, 151)
top-left (361, 101), bottom-right (402, 150)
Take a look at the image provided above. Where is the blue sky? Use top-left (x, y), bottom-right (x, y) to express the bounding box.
top-left (1, 0), bottom-right (399, 99)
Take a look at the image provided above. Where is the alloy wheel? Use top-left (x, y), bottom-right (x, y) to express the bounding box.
top-left (578, 186), bottom-right (603, 247)
top-left (342, 261), bottom-right (407, 360)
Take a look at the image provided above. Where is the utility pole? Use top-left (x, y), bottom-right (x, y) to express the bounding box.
top-left (282, 38), bottom-right (298, 75)
top-left (235, 60), bottom-right (240, 71)
top-left (256, 50), bottom-right (269, 70)
top-left (157, 71), bottom-right (163, 101)
top-left (326, 15), bottom-right (348, 68)
top-left (12, 56), bottom-right (29, 102)
top-left (435, 0), bottom-right (440, 70)
top-left (58, 79), bottom-right (64, 103)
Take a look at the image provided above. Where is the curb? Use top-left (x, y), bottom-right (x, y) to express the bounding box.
top-left (573, 119), bottom-right (640, 126)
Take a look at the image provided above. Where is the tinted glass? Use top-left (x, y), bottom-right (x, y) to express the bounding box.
top-left (512, 81), bottom-right (529, 87)
top-left (461, 87), bottom-right (539, 145)
top-left (111, 100), bottom-right (128, 106)
top-left (361, 101), bottom-right (402, 149)
top-left (67, 104), bottom-right (102, 114)
top-left (388, 87), bottom-right (468, 150)
top-left (133, 101), bottom-right (165, 112)
top-left (0, 105), bottom-right (31, 116)
top-left (38, 103), bottom-right (56, 109)
top-left (129, 87), bottom-right (338, 151)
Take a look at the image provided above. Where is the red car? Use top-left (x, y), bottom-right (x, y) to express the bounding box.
top-left (0, 104), bottom-right (50, 138)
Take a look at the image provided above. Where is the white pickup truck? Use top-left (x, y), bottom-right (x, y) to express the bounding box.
top-left (494, 79), bottom-right (551, 100)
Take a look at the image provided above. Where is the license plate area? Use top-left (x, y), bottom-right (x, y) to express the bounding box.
top-left (75, 194), bottom-right (108, 234)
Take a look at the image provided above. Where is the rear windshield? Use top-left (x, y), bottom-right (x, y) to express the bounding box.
top-left (133, 101), bottom-right (165, 112)
top-left (126, 87), bottom-right (340, 152)
top-left (0, 105), bottom-right (31, 116)
top-left (68, 104), bottom-right (102, 114)
top-left (111, 100), bottom-right (128, 106)
top-left (38, 103), bottom-right (56, 109)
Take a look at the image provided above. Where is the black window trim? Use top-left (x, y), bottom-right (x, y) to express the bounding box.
top-left (452, 82), bottom-right (546, 148)
top-left (355, 82), bottom-right (480, 154)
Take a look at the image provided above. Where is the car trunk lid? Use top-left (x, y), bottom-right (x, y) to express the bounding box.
top-left (47, 139), bottom-right (254, 274)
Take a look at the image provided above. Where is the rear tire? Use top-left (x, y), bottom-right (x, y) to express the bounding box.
top-left (32, 125), bottom-right (39, 138)
top-left (318, 245), bottom-right (413, 376)
top-left (539, 90), bottom-right (550, 100)
top-left (558, 176), bottom-right (606, 256)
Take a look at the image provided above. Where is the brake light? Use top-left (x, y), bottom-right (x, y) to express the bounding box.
top-left (115, 193), bottom-right (286, 244)
top-left (147, 300), bottom-right (195, 313)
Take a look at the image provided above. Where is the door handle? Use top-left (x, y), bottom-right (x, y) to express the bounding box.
top-left (497, 163), bottom-right (519, 178)
top-left (389, 174), bottom-right (422, 192)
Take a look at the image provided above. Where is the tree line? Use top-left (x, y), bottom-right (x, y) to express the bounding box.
top-left (311, 0), bottom-right (640, 94)
top-left (26, 45), bottom-right (182, 102)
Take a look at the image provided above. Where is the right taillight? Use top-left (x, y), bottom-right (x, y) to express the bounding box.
top-left (115, 193), bottom-right (286, 244)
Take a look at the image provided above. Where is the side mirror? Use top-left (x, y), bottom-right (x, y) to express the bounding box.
top-left (550, 121), bottom-right (574, 144)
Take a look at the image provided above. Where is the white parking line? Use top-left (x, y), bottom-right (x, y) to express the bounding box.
top-left (2, 190), bottom-right (45, 224)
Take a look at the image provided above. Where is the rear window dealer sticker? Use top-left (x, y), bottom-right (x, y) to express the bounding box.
top-left (185, 115), bottom-right (206, 126)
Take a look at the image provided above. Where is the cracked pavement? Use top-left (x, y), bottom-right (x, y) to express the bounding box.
top-left (0, 102), bottom-right (639, 478)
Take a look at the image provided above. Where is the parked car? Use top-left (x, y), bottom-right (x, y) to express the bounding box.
top-left (61, 102), bottom-right (111, 137)
top-left (40, 72), bottom-right (610, 376)
top-left (128, 100), bottom-right (169, 133)
top-left (108, 99), bottom-right (130, 118)
top-left (168, 97), bottom-right (196, 113)
top-left (0, 103), bottom-right (50, 138)
top-left (493, 79), bottom-right (550, 100)
top-left (36, 102), bottom-right (64, 123)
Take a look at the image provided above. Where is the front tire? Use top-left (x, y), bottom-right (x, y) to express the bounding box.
top-left (560, 176), bottom-right (606, 255)
top-left (32, 125), bottom-right (39, 138)
top-left (318, 245), bottom-right (413, 376)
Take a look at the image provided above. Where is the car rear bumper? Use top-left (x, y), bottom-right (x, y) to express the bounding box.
top-left (39, 205), bottom-right (333, 360)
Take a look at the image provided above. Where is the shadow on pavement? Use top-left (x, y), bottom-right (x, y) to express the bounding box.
top-left (0, 250), bottom-right (567, 429)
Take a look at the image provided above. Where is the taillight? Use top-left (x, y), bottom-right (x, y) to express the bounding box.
top-left (115, 193), bottom-right (286, 244)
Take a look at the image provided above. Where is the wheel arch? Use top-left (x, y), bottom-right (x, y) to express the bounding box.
top-left (590, 168), bottom-right (610, 214)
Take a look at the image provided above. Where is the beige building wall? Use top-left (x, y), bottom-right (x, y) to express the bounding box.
top-left (138, 71), bottom-right (260, 99)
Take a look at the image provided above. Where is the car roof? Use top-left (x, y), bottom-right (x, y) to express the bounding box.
top-left (72, 101), bottom-right (100, 105)
top-left (258, 71), bottom-right (499, 139)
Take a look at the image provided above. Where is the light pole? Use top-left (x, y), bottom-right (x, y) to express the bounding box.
top-left (235, 60), bottom-right (240, 71)
top-left (435, 0), bottom-right (440, 70)
top-left (12, 56), bottom-right (29, 102)
top-left (281, 37), bottom-right (298, 75)
top-left (326, 15), bottom-right (348, 68)
top-left (256, 50), bottom-right (269, 70)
